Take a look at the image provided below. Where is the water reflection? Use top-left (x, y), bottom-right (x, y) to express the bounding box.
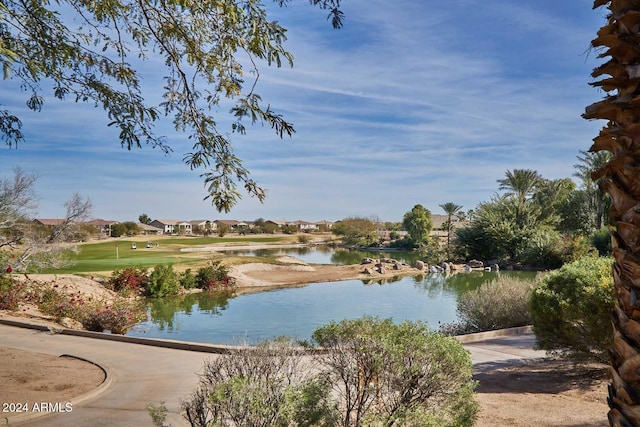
top-left (141, 291), bottom-right (233, 332)
top-left (127, 247), bottom-right (537, 344)
top-left (225, 246), bottom-right (422, 266)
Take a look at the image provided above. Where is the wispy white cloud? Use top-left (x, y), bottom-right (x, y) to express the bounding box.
top-left (1, 0), bottom-right (608, 222)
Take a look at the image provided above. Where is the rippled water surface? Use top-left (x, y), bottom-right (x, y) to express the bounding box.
top-left (127, 255), bottom-right (534, 344)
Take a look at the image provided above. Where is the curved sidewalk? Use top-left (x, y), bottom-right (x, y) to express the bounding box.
top-left (0, 323), bottom-right (546, 426)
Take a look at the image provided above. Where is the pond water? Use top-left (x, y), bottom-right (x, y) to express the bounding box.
top-left (127, 258), bottom-right (535, 345)
top-left (221, 246), bottom-right (425, 266)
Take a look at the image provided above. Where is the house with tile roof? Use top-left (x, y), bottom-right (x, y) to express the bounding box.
top-left (85, 219), bottom-right (119, 236)
top-left (149, 219), bottom-right (192, 235)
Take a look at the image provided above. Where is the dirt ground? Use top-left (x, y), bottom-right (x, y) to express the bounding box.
top-left (0, 347), bottom-right (105, 406)
top-left (474, 359), bottom-right (609, 426)
top-left (0, 347), bottom-right (609, 426)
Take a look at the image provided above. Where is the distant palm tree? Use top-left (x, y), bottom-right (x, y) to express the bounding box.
top-left (497, 169), bottom-right (543, 204)
top-left (583, 2), bottom-right (640, 425)
top-left (573, 150), bottom-right (612, 229)
top-left (439, 202), bottom-right (463, 260)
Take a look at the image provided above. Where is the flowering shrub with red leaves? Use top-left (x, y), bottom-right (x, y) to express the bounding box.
top-left (81, 299), bottom-right (145, 334)
top-left (107, 266), bottom-right (148, 295)
top-left (37, 285), bottom-right (87, 321)
top-left (0, 275), bottom-right (25, 310)
top-left (195, 261), bottom-right (236, 291)
top-left (0, 275), bottom-right (144, 335)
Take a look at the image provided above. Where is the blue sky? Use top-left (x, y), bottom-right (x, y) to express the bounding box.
top-left (1, 0), bottom-right (608, 223)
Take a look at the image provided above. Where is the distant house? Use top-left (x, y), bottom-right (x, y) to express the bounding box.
top-left (138, 223), bottom-right (164, 235)
top-left (32, 218), bottom-right (66, 227)
top-left (214, 219), bottom-right (247, 231)
top-left (266, 220), bottom-right (288, 228)
top-left (292, 220), bottom-right (317, 231)
top-left (314, 220), bottom-right (333, 231)
top-left (85, 219), bottom-right (119, 236)
top-left (189, 220), bottom-right (213, 235)
top-left (149, 219), bottom-right (192, 235)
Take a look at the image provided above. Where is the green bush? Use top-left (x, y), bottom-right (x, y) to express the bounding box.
top-left (182, 318), bottom-right (478, 427)
top-left (441, 274), bottom-right (537, 335)
top-left (530, 256), bottom-right (614, 363)
top-left (182, 338), bottom-right (338, 427)
top-left (180, 269), bottom-right (197, 289)
top-left (520, 231), bottom-right (591, 269)
top-left (146, 264), bottom-right (180, 297)
top-left (312, 317), bottom-right (478, 427)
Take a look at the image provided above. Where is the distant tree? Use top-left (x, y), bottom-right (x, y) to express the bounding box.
top-left (111, 222), bottom-right (140, 237)
top-left (534, 178), bottom-right (575, 209)
top-left (281, 224), bottom-right (298, 234)
top-left (439, 202), bottom-right (463, 259)
top-left (497, 169), bottom-right (543, 205)
top-left (384, 221), bottom-right (403, 231)
top-left (402, 204), bottom-right (433, 246)
top-left (573, 150), bottom-right (612, 230)
top-left (216, 223), bottom-right (230, 237)
top-left (332, 217), bottom-right (379, 247)
top-left (556, 189), bottom-right (596, 236)
top-left (0, 168), bottom-right (38, 254)
top-left (1, 169), bottom-right (92, 271)
top-left (456, 195), bottom-right (551, 262)
top-left (261, 222), bottom-right (278, 234)
top-left (46, 193), bottom-right (93, 243)
top-left (139, 214), bottom-right (152, 225)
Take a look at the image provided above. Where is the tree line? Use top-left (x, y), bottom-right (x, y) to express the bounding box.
top-left (333, 151), bottom-right (611, 269)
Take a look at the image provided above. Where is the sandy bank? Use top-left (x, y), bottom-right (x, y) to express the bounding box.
top-left (229, 257), bottom-right (426, 291)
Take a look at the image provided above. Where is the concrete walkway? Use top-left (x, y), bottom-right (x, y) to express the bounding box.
top-left (0, 323), bottom-right (547, 426)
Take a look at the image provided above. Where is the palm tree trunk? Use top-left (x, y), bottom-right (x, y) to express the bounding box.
top-left (584, 2), bottom-right (640, 425)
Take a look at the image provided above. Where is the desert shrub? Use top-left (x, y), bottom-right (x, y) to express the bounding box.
top-left (0, 275), bottom-right (25, 310)
top-left (146, 264), bottom-right (180, 297)
top-left (181, 318), bottom-right (477, 427)
top-left (181, 338), bottom-right (338, 427)
top-left (147, 402), bottom-right (170, 427)
top-left (195, 261), bottom-right (235, 290)
top-left (297, 234), bottom-right (311, 244)
top-left (180, 269), bottom-right (197, 289)
top-left (108, 266), bottom-right (148, 295)
top-left (312, 317), bottom-right (478, 427)
top-left (81, 299), bottom-right (145, 334)
top-left (441, 274), bottom-right (537, 335)
top-left (37, 286), bottom-right (86, 321)
top-left (530, 256), bottom-right (614, 363)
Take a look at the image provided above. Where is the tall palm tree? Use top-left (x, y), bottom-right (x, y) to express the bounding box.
top-left (439, 202), bottom-right (463, 260)
top-left (583, 2), bottom-right (640, 425)
top-left (574, 150), bottom-right (612, 229)
top-left (497, 169), bottom-right (543, 205)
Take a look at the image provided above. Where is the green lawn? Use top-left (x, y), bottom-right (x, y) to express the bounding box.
top-left (43, 235), bottom-right (291, 275)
